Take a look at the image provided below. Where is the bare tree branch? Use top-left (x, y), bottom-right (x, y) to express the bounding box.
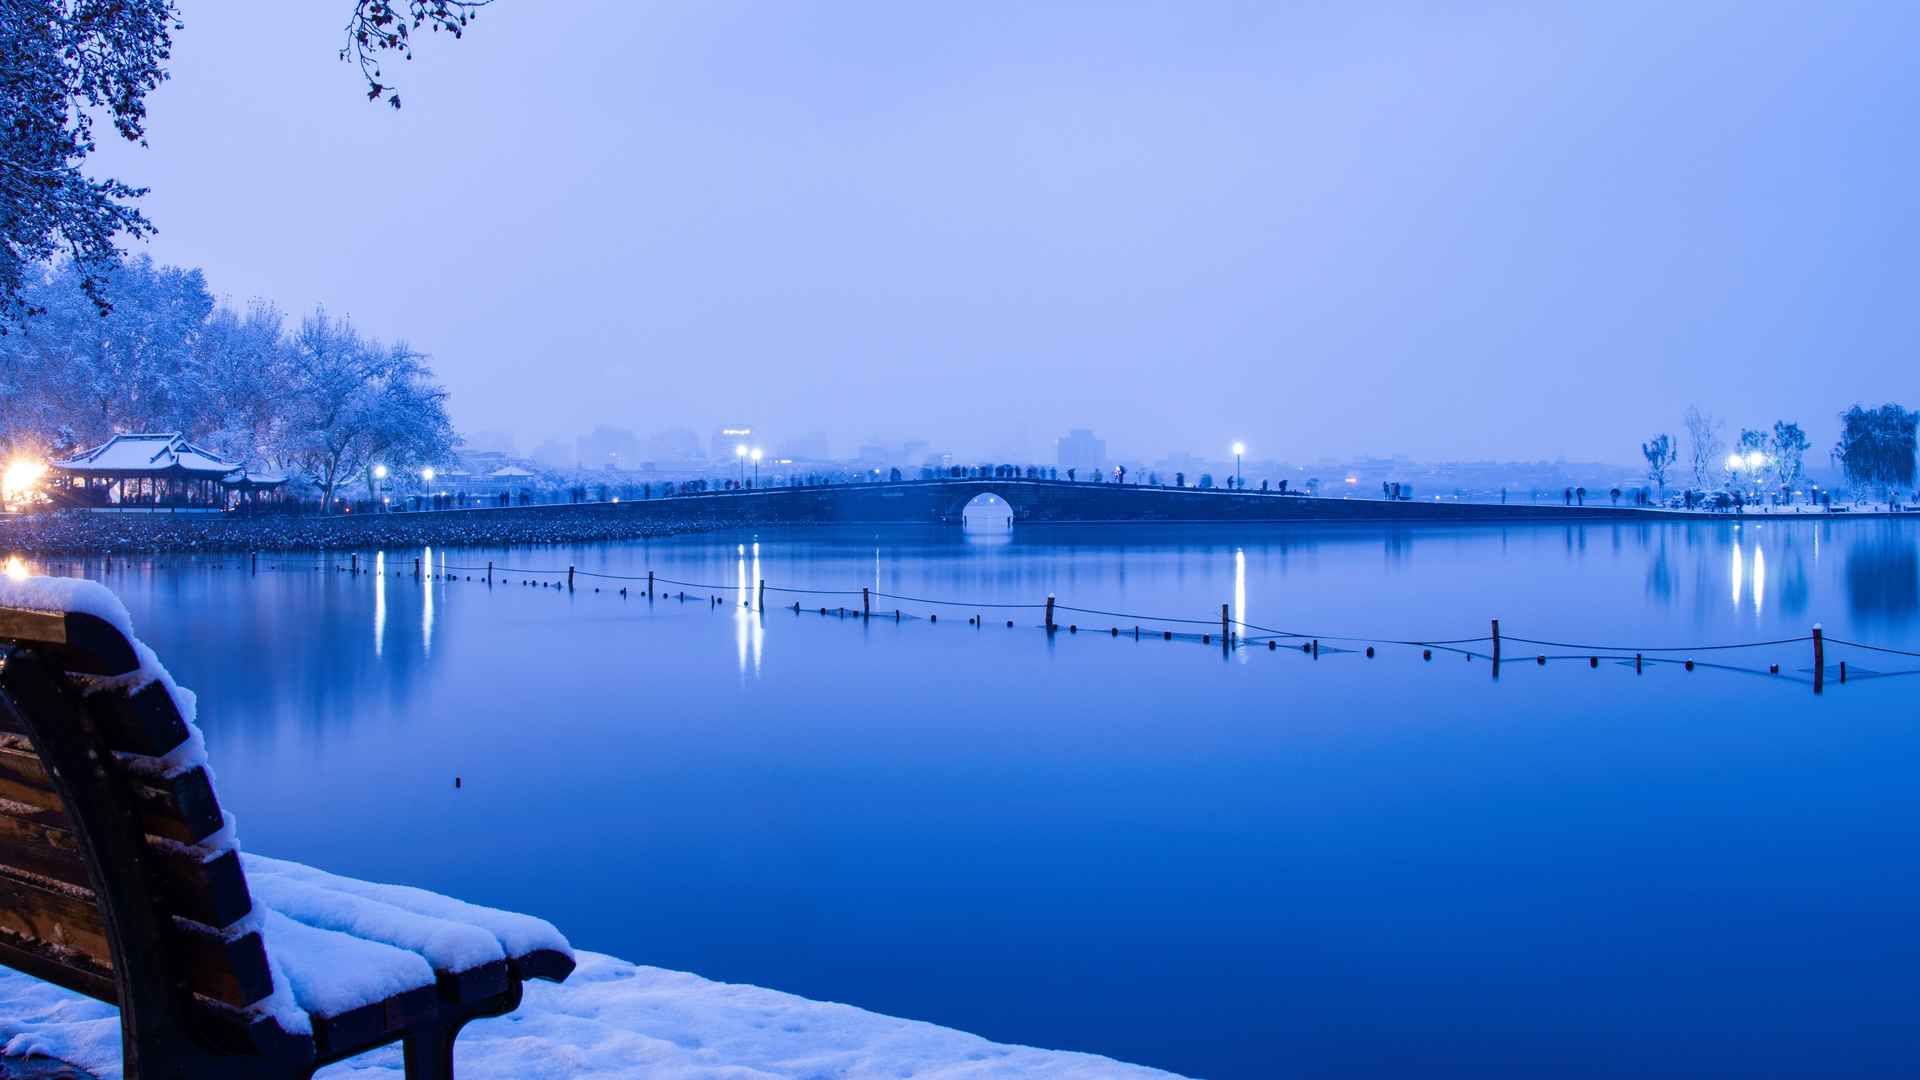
top-left (340, 0), bottom-right (494, 109)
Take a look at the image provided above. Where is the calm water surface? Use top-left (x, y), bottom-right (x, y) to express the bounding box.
top-left (15, 520), bottom-right (1920, 1079)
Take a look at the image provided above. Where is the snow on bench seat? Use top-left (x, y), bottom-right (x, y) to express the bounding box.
top-left (257, 910), bottom-right (435, 1022)
top-left (0, 951), bottom-right (1188, 1079)
top-left (246, 872), bottom-right (506, 977)
top-left (243, 854), bottom-right (571, 966)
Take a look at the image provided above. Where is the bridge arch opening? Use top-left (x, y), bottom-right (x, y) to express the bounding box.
top-left (961, 492), bottom-right (1014, 533)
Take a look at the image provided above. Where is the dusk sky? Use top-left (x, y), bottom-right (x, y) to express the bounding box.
top-left (94, 1), bottom-right (1919, 464)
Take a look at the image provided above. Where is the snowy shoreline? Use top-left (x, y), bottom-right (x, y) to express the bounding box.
top-left (0, 503), bottom-right (754, 556)
top-left (0, 951), bottom-right (1184, 1079)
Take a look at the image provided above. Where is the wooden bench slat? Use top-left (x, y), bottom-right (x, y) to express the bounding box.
top-left (0, 813), bottom-right (90, 891)
top-left (0, 743), bottom-right (223, 845)
top-left (0, 853), bottom-right (270, 1012)
top-left (0, 867), bottom-right (113, 973)
top-left (0, 929), bottom-right (117, 1003)
top-left (312, 984), bottom-right (439, 1060)
top-left (0, 609), bottom-right (141, 676)
top-left (0, 813), bottom-right (252, 929)
top-left (82, 681), bottom-right (192, 758)
top-left (168, 921), bottom-right (276, 1010)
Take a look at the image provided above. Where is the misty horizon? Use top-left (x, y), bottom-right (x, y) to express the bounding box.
top-left (86, 2), bottom-right (1919, 465)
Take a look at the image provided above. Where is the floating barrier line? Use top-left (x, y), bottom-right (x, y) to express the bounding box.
top-left (877, 593), bottom-right (1047, 609)
top-left (1055, 604), bottom-right (1216, 624)
top-left (1502, 634), bottom-right (1810, 652)
top-left (138, 552), bottom-right (1920, 673)
top-left (1232, 620), bottom-right (1492, 647)
top-left (1819, 637), bottom-right (1920, 658)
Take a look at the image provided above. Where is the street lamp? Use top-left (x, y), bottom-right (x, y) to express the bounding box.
top-left (1231, 442), bottom-right (1245, 490)
top-left (735, 443), bottom-right (748, 486)
top-left (751, 447), bottom-right (763, 487)
top-left (422, 467), bottom-right (436, 483)
top-left (371, 464), bottom-right (388, 512)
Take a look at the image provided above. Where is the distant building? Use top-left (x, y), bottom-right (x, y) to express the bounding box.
top-left (1056, 429), bottom-right (1107, 476)
top-left (712, 426), bottom-right (755, 461)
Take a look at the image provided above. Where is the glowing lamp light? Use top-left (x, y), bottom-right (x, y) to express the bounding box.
top-left (3, 555), bottom-right (27, 581)
top-left (421, 467), bottom-right (436, 482)
top-left (750, 448), bottom-right (763, 462)
top-left (735, 444), bottom-right (748, 458)
top-left (1745, 450), bottom-right (1766, 470)
top-left (1725, 453), bottom-right (1745, 471)
top-left (3, 459), bottom-right (47, 500)
top-left (372, 464), bottom-right (389, 479)
top-left (1232, 442), bottom-right (1245, 457)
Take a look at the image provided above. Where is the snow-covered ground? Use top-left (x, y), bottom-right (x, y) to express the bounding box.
top-left (0, 952), bottom-right (1182, 1079)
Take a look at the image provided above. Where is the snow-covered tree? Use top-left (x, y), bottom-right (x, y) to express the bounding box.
top-left (0, 257), bottom-right (210, 445)
top-left (282, 310), bottom-right (455, 509)
top-left (0, 0), bottom-right (173, 327)
top-left (188, 301), bottom-right (294, 466)
top-left (1641, 433), bottom-right (1676, 493)
top-left (1834, 404), bottom-right (1918, 502)
top-left (1682, 406), bottom-right (1723, 489)
top-left (1770, 421), bottom-right (1809, 493)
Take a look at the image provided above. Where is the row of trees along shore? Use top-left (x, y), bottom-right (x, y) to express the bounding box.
top-left (1641, 404), bottom-right (1917, 501)
top-left (0, 258), bottom-right (455, 509)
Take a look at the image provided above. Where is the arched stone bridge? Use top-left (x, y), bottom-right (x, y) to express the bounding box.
top-left (664, 478), bottom-right (1676, 525)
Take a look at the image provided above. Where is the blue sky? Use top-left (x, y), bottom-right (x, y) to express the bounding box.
top-left (94, 1), bottom-right (1919, 463)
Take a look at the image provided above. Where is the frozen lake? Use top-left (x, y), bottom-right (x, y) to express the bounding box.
top-left (15, 519), bottom-right (1920, 1078)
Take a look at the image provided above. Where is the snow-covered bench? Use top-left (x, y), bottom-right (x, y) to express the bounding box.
top-left (0, 577), bottom-right (574, 1079)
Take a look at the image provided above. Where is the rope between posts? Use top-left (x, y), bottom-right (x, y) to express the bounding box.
top-left (874, 592), bottom-right (1047, 609)
top-left (1821, 637), bottom-right (1920, 658)
top-left (209, 555), bottom-right (1920, 664)
top-left (1501, 635), bottom-right (1809, 653)
top-left (1053, 605), bottom-right (1216, 624)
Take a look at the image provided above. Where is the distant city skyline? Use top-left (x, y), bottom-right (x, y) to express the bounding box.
top-left (88, 2), bottom-right (1919, 464)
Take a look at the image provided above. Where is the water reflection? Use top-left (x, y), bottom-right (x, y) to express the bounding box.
top-left (374, 550), bottom-right (386, 656)
top-left (1845, 526), bottom-right (1919, 621)
top-left (422, 546), bottom-right (435, 658)
top-left (735, 542), bottom-right (763, 676)
top-left (1730, 544), bottom-right (1743, 608)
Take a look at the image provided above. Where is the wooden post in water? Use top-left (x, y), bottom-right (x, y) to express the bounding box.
top-left (1045, 594), bottom-right (1056, 634)
top-left (413, 557), bottom-right (420, 579)
top-left (1813, 623), bottom-right (1824, 694)
top-left (486, 560), bottom-right (493, 584)
top-left (251, 552), bottom-right (258, 575)
top-left (862, 587), bottom-right (870, 618)
top-left (647, 570), bottom-right (654, 599)
top-left (1491, 618), bottom-right (1501, 680)
top-left (350, 553), bottom-right (357, 574)
top-left (568, 566), bottom-right (575, 592)
top-left (758, 579), bottom-right (766, 611)
top-left (1221, 603), bottom-right (1230, 647)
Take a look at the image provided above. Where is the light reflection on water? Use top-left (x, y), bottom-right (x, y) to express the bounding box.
top-left (5, 520), bottom-right (1920, 1079)
top-left (373, 550), bottom-right (386, 656)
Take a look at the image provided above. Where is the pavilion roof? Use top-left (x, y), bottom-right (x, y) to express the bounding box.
top-left (54, 433), bottom-right (242, 478)
top-left (221, 470), bottom-right (289, 489)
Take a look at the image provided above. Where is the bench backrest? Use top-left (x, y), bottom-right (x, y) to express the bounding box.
top-left (0, 598), bottom-right (286, 1051)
